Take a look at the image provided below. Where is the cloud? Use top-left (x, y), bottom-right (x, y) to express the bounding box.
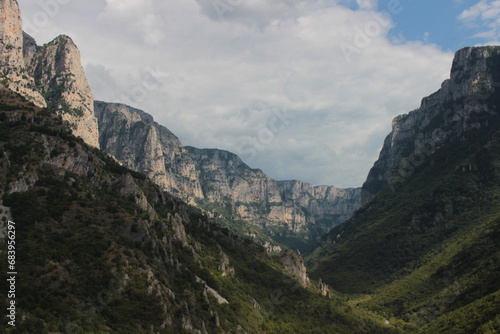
top-left (356, 0), bottom-right (377, 11)
top-left (194, 0), bottom-right (309, 28)
top-left (20, 0), bottom-right (453, 188)
top-left (459, 0), bottom-right (500, 42)
top-left (98, 0), bottom-right (164, 46)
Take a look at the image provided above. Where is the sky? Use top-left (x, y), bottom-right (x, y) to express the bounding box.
top-left (18, 0), bottom-right (500, 188)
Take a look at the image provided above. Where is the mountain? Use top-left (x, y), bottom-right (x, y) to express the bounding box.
top-left (186, 146), bottom-right (361, 251)
top-left (94, 101), bottom-right (204, 199)
top-left (361, 46), bottom-right (500, 203)
top-left (96, 101), bottom-right (361, 253)
top-left (0, 0), bottom-right (99, 147)
top-left (4, 0), bottom-right (499, 332)
top-left (0, 87), bottom-right (395, 333)
top-left (29, 34), bottom-right (99, 148)
top-left (308, 46), bottom-right (500, 333)
top-left (2, 0), bottom-right (360, 253)
top-left (0, 0), bottom-right (46, 107)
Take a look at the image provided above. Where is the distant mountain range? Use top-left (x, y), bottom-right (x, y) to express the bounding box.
top-left (1, 0), bottom-right (363, 253)
top-left (95, 101), bottom-right (361, 253)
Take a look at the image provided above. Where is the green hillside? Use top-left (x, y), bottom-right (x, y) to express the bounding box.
top-left (0, 89), bottom-right (396, 333)
top-left (308, 119), bottom-right (500, 333)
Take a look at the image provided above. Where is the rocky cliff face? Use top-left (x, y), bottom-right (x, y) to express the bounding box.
top-left (277, 179), bottom-right (362, 230)
top-left (30, 35), bottom-right (99, 148)
top-left (95, 101), bottom-right (203, 200)
top-left (362, 46), bottom-right (500, 203)
top-left (0, 0), bottom-right (46, 107)
top-left (97, 101), bottom-right (361, 250)
top-left (22, 31), bottom-right (36, 65)
top-left (2, 0), bottom-right (358, 250)
top-left (0, 0), bottom-right (99, 147)
top-left (187, 147), bottom-right (361, 234)
top-left (279, 249), bottom-right (310, 288)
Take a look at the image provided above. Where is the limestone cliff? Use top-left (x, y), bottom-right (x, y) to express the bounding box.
top-left (95, 101), bottom-right (203, 200)
top-left (22, 31), bottom-right (36, 65)
top-left (0, 0), bottom-right (46, 107)
top-left (97, 101), bottom-right (361, 250)
top-left (277, 179), bottom-right (362, 231)
top-left (187, 147), bottom-right (361, 234)
top-left (30, 35), bottom-right (99, 148)
top-left (0, 0), bottom-right (99, 147)
top-left (279, 249), bottom-right (310, 288)
top-left (362, 46), bottom-right (500, 203)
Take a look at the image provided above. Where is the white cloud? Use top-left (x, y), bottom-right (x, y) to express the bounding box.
top-left (459, 0), bottom-right (500, 43)
top-left (98, 0), bottom-right (164, 46)
top-left (194, 0), bottom-right (309, 28)
top-left (356, 0), bottom-right (377, 11)
top-left (19, 0), bottom-right (453, 188)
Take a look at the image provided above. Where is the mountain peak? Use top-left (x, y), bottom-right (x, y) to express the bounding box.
top-left (361, 46), bottom-right (500, 203)
top-left (30, 32), bottom-right (99, 148)
top-left (0, 0), bottom-right (47, 107)
top-left (1, 0), bottom-right (99, 147)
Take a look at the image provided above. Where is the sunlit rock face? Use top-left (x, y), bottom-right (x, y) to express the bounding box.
top-left (0, 0), bottom-right (100, 147)
top-left (31, 35), bottom-right (99, 148)
top-left (97, 100), bottom-right (362, 242)
top-left (0, 0), bottom-right (46, 107)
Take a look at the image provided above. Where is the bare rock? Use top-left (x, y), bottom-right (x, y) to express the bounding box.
top-left (218, 251), bottom-right (235, 277)
top-left (362, 46), bottom-right (500, 203)
top-left (95, 101), bottom-right (203, 200)
top-left (31, 35), bottom-right (99, 147)
top-left (279, 249), bottom-right (310, 288)
top-left (0, 0), bottom-right (46, 107)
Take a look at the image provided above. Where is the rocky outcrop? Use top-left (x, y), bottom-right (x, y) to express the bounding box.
top-left (112, 174), bottom-right (156, 219)
top-left (30, 35), bottom-right (99, 147)
top-left (0, 0), bottom-right (46, 107)
top-left (218, 251), bottom-right (235, 277)
top-left (22, 31), bottom-right (37, 65)
top-left (188, 147), bottom-right (361, 233)
top-left (95, 101), bottom-right (203, 200)
top-left (362, 46), bottom-right (500, 203)
top-left (171, 213), bottom-right (189, 246)
top-left (196, 277), bottom-right (229, 304)
top-left (0, 0), bottom-right (99, 147)
top-left (279, 249), bottom-right (310, 288)
top-left (318, 278), bottom-right (330, 297)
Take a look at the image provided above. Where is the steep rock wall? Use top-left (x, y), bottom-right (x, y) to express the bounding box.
top-left (362, 46), bottom-right (500, 203)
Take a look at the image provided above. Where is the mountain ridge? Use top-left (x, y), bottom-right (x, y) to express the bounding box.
top-left (2, 0), bottom-right (362, 252)
top-left (361, 46), bottom-right (500, 203)
top-left (0, 84), bottom-right (394, 333)
top-left (96, 100), bottom-right (361, 253)
top-left (308, 45), bottom-right (500, 333)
